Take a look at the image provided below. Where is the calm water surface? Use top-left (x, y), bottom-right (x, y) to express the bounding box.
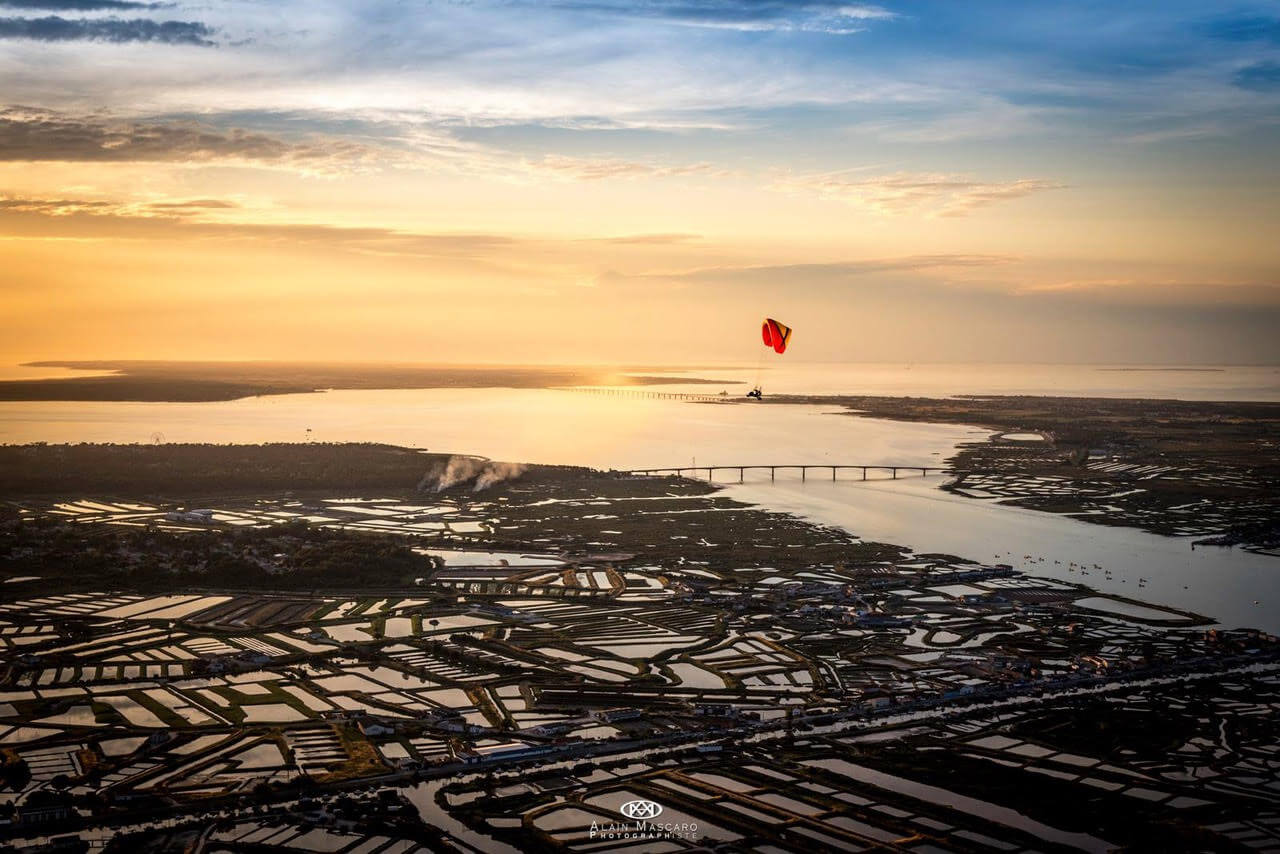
top-left (0, 387), bottom-right (980, 466)
top-left (1, 377), bottom-right (1275, 632)
top-left (656, 361), bottom-right (1280, 401)
top-left (731, 476), bottom-right (1279, 634)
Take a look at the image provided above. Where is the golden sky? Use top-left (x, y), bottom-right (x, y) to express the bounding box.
top-left (2, 2), bottom-right (1278, 364)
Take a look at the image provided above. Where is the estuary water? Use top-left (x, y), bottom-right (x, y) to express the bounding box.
top-left (632, 361), bottom-right (1280, 401)
top-left (730, 476), bottom-right (1279, 634)
top-left (0, 370), bottom-right (1276, 632)
top-left (0, 386), bottom-right (981, 466)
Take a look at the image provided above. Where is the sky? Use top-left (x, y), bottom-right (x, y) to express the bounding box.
top-left (1, 0), bottom-right (1278, 366)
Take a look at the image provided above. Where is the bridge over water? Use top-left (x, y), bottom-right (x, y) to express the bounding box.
top-left (559, 386), bottom-right (733, 402)
top-left (627, 464), bottom-right (949, 482)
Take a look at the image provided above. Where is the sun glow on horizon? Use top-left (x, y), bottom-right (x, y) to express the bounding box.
top-left (1, 1), bottom-right (1278, 366)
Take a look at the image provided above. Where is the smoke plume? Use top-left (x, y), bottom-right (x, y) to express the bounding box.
top-left (473, 461), bottom-right (527, 491)
top-left (418, 456), bottom-right (526, 493)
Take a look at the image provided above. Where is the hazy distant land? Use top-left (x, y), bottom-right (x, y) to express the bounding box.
top-left (0, 360), bottom-right (728, 402)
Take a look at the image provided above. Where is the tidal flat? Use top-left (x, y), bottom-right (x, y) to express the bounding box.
top-left (0, 442), bottom-right (1276, 851)
top-left (763, 393), bottom-right (1280, 552)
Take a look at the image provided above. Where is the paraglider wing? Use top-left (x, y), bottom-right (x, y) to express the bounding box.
top-left (762, 317), bottom-right (792, 354)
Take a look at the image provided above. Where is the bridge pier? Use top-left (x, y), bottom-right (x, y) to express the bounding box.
top-left (892, 467), bottom-right (898, 479)
top-left (739, 467), bottom-right (744, 483)
top-left (862, 467), bottom-right (867, 481)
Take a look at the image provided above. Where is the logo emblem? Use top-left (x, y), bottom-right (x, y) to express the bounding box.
top-left (620, 799), bottom-right (663, 820)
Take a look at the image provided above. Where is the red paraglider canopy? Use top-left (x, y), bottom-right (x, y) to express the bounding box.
top-left (761, 317), bottom-right (792, 354)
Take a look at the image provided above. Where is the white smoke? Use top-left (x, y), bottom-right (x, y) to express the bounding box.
top-left (418, 456), bottom-right (527, 493)
top-left (473, 461), bottom-right (527, 492)
top-left (423, 456), bottom-right (483, 492)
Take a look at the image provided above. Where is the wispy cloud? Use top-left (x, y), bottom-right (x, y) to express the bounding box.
top-left (774, 170), bottom-right (1065, 216)
top-left (1233, 61), bottom-right (1280, 92)
top-left (0, 14), bottom-right (214, 44)
top-left (0, 106), bottom-right (747, 186)
top-left (0, 194), bottom-right (240, 219)
top-left (530, 154), bottom-right (729, 180)
top-left (582, 232), bottom-right (702, 245)
top-left (0, 192), bottom-right (709, 267)
top-left (0, 107), bottom-right (381, 171)
top-left (0, 0), bottom-right (167, 8)
top-left (1201, 13), bottom-right (1280, 44)
top-left (546, 1), bottom-right (895, 34)
top-left (0, 191), bottom-right (526, 256)
top-left (1016, 277), bottom-right (1280, 306)
top-left (602, 253), bottom-right (1017, 287)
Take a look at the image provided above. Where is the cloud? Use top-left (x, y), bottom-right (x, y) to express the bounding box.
top-left (0, 107), bottom-right (740, 184)
top-left (0, 191), bottom-right (527, 259)
top-left (0, 1), bottom-right (1270, 149)
top-left (0, 107), bottom-right (380, 172)
top-left (0, 191), bottom-right (721, 297)
top-left (0, 195), bottom-right (242, 221)
top-left (1233, 61), bottom-right (1280, 92)
top-left (0, 0), bottom-right (166, 9)
top-left (0, 194), bottom-right (706, 267)
top-left (530, 154), bottom-right (729, 180)
top-left (547, 1), bottom-right (895, 33)
top-left (774, 170), bottom-right (1065, 216)
top-left (598, 257), bottom-right (1280, 322)
top-left (0, 14), bottom-right (214, 45)
top-left (1201, 14), bottom-right (1280, 44)
top-left (603, 253), bottom-right (1016, 287)
top-left (0, 196), bottom-right (120, 215)
top-left (584, 233), bottom-right (702, 245)
top-left (0, 198), bottom-right (1010, 276)
top-left (142, 198), bottom-right (239, 211)
top-left (1016, 278), bottom-right (1280, 307)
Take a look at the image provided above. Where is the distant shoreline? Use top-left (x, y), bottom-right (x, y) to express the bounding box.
top-left (0, 360), bottom-right (730, 402)
top-left (1, 359), bottom-right (1273, 403)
